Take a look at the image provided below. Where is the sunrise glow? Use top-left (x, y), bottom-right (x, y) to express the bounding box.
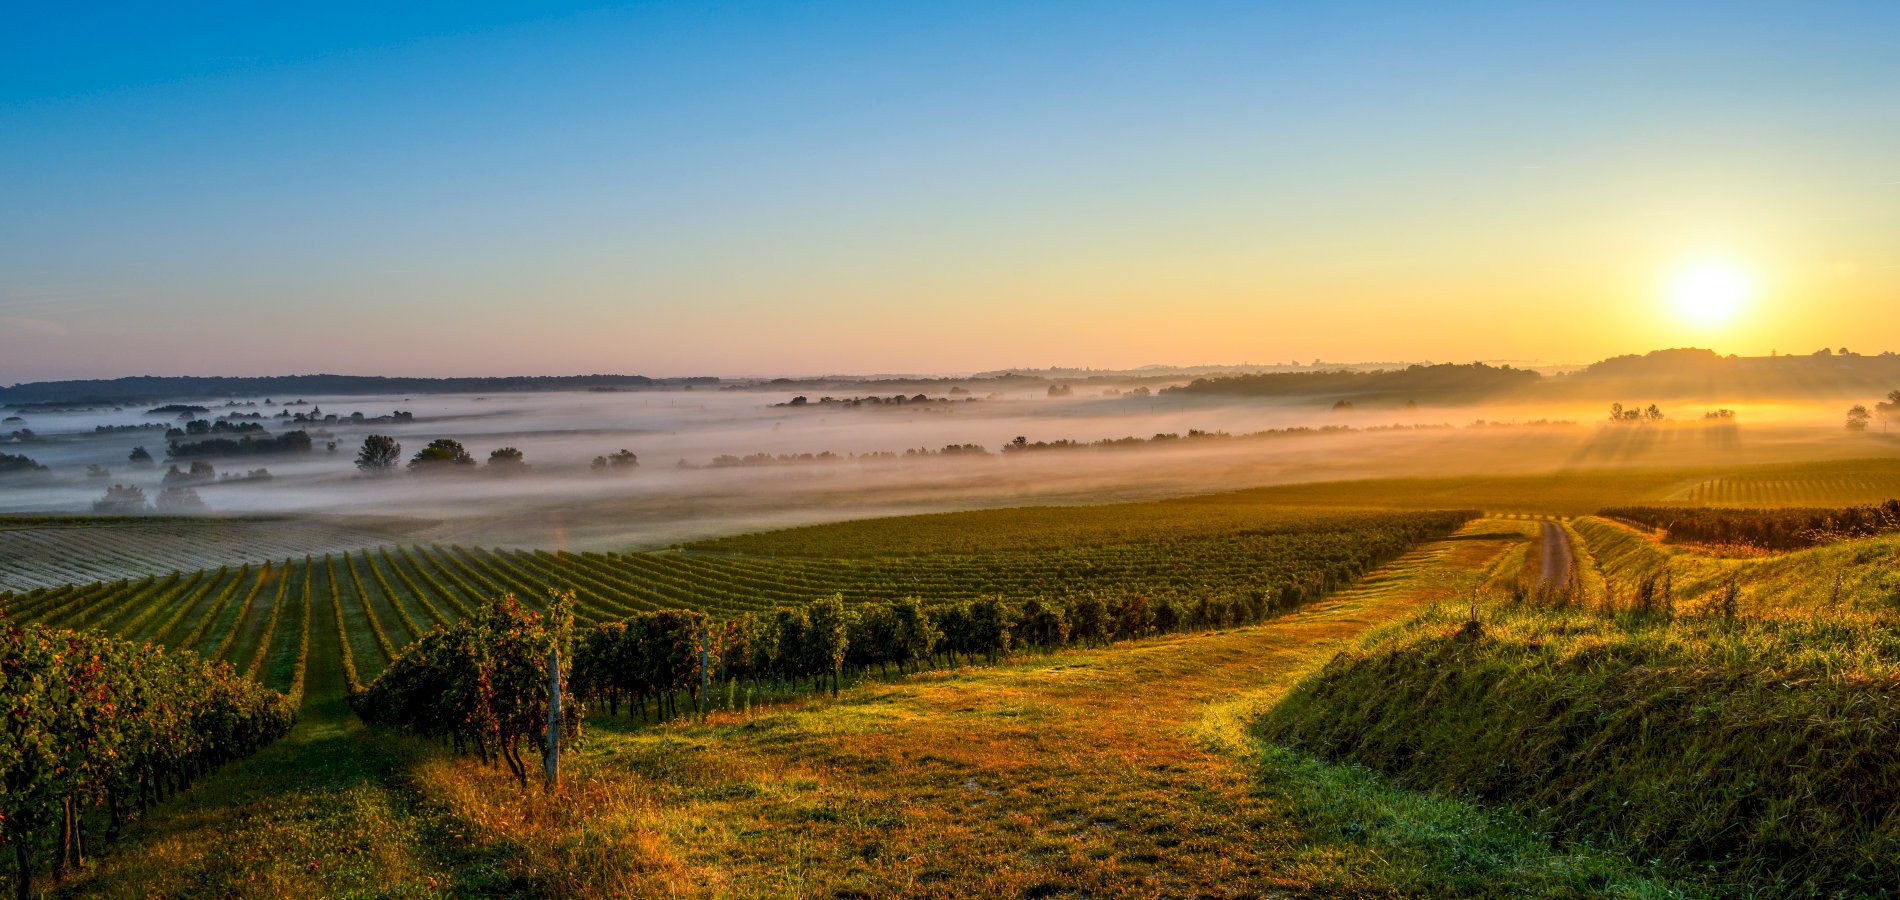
top-left (1668, 259), bottom-right (1753, 330)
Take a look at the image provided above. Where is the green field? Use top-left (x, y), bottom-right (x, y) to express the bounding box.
top-left (1656, 457), bottom-right (1900, 506)
top-left (1, 503), bottom-right (1467, 708)
top-left (1261, 513), bottom-right (1900, 895)
top-left (0, 515), bottom-right (416, 591)
top-left (36, 516), bottom-right (1702, 899)
top-left (7, 458), bottom-right (1900, 897)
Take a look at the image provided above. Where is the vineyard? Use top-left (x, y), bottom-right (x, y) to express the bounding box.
top-left (0, 619), bottom-right (294, 897)
top-left (0, 517), bottom-right (409, 592)
top-left (1600, 500), bottom-right (1900, 551)
top-left (0, 505), bottom-right (1473, 709)
top-left (11, 488), bottom-right (1892, 896)
top-left (1659, 457), bottom-right (1900, 507)
top-left (1, 500), bottom-right (1476, 895)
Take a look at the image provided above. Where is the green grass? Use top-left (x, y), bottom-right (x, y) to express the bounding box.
top-left (56, 696), bottom-right (515, 899)
top-left (1574, 516), bottom-right (1900, 619)
top-left (387, 521), bottom-right (1688, 897)
top-left (1258, 524), bottom-right (1900, 895)
top-left (33, 519), bottom-right (1693, 898)
top-left (14, 464), bottom-right (1900, 897)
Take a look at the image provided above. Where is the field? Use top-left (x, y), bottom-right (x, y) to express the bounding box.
top-left (1657, 457), bottom-right (1900, 506)
top-left (0, 516), bottom-right (419, 592)
top-left (14, 6), bottom-right (1900, 896)
top-left (1261, 512), bottom-right (1900, 894)
top-left (5, 455), bottom-right (1900, 897)
top-left (0, 502), bottom-right (1468, 707)
top-left (36, 517), bottom-right (1694, 899)
top-left (1091, 456), bottom-right (1900, 518)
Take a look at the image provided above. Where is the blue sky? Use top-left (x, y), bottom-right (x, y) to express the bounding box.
top-left (3, 2), bottom-right (1897, 379)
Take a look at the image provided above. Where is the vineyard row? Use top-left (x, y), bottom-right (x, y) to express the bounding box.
top-left (0, 510), bottom-right (1476, 705)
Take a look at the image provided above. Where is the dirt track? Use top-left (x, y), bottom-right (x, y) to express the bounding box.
top-left (1539, 520), bottom-right (1576, 585)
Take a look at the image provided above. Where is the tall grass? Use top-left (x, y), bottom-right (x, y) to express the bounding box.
top-left (1259, 563), bottom-right (1900, 894)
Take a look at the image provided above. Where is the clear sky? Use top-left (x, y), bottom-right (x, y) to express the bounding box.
top-left (3, 2), bottom-right (1896, 380)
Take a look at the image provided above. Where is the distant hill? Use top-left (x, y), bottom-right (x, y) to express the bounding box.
top-left (1162, 349), bottom-right (1900, 405)
top-left (1555, 348), bottom-right (1900, 398)
top-left (0, 374), bottom-right (718, 406)
top-left (1163, 362), bottom-right (1540, 404)
top-left (9, 348), bottom-right (1897, 407)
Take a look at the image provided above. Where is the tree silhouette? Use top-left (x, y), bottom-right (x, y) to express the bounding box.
top-left (408, 438), bottom-right (476, 470)
top-left (0, 452), bottom-right (48, 474)
top-left (1846, 405), bottom-right (1871, 432)
top-left (591, 449), bottom-right (639, 472)
top-left (1877, 390), bottom-right (1900, 424)
top-left (488, 447), bottom-right (527, 470)
top-left (92, 484), bottom-right (149, 514)
top-left (156, 486), bottom-right (207, 512)
top-left (355, 435), bottom-right (403, 473)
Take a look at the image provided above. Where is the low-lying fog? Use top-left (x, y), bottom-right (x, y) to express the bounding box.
top-left (2, 385), bottom-right (1891, 550)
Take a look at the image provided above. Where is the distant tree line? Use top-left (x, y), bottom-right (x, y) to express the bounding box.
top-left (91, 484), bottom-right (208, 514)
top-left (0, 452), bottom-right (49, 474)
top-left (356, 436), bottom-right (541, 475)
top-left (1609, 403), bottom-right (1665, 423)
top-left (0, 374), bottom-right (718, 406)
top-left (277, 407), bottom-right (412, 425)
top-left (774, 394), bottom-right (976, 408)
top-left (1004, 430), bottom-right (1233, 452)
top-left (1166, 362), bottom-right (1539, 403)
top-left (165, 419), bottom-right (265, 439)
top-left (679, 444), bottom-right (990, 469)
top-left (166, 430), bottom-right (312, 459)
top-left (591, 449), bottom-right (637, 472)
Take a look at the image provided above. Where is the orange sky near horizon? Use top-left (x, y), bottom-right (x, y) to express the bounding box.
top-left (3, 3), bottom-right (1896, 380)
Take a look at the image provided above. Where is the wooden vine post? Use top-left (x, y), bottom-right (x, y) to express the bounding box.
top-left (698, 621), bottom-right (711, 718)
top-left (544, 643), bottom-right (561, 789)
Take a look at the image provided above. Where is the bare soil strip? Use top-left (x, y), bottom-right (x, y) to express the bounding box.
top-left (1538, 519), bottom-right (1575, 585)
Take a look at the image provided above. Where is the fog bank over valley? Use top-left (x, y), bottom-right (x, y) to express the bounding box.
top-left (5, 361), bottom-right (1895, 553)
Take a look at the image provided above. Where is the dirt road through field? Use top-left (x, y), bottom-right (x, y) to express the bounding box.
top-left (1538, 519), bottom-right (1575, 586)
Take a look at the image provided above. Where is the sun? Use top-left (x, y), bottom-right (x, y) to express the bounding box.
top-left (1668, 259), bottom-right (1752, 328)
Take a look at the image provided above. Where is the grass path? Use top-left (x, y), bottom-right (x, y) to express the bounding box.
top-left (416, 520), bottom-right (1673, 897)
top-left (56, 571), bottom-right (512, 899)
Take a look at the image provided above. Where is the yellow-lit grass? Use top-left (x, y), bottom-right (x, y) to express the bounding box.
top-left (58, 520), bottom-right (1671, 898)
top-left (57, 595), bottom-right (499, 898)
top-left (60, 709), bottom-right (466, 899)
top-left (1264, 598), bottom-right (1900, 893)
top-left (409, 523), bottom-right (1589, 898)
top-left (414, 756), bottom-right (687, 895)
top-left (1576, 516), bottom-right (1900, 621)
top-left (1264, 517), bottom-right (1900, 894)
